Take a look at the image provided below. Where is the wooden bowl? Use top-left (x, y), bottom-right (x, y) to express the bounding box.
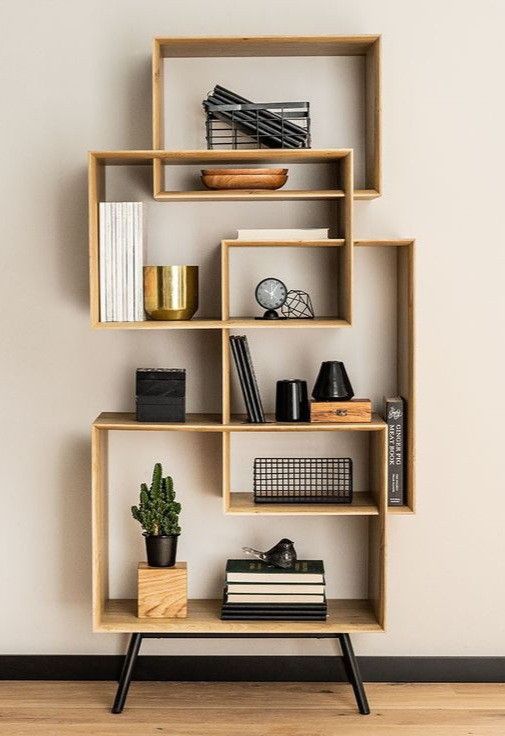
top-left (201, 167), bottom-right (288, 190)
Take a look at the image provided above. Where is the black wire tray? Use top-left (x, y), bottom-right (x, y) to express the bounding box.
top-left (253, 457), bottom-right (353, 504)
top-left (203, 85), bottom-right (311, 149)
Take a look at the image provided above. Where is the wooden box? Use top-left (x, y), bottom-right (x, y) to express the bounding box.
top-left (310, 399), bottom-right (372, 423)
top-left (137, 562), bottom-right (188, 618)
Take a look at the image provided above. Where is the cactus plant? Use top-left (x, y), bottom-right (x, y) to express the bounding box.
top-left (131, 463), bottom-right (181, 536)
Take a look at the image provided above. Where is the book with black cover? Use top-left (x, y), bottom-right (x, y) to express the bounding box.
top-left (221, 598), bottom-right (327, 619)
top-left (221, 614), bottom-right (327, 621)
top-left (238, 335), bottom-right (265, 422)
top-left (222, 603), bottom-right (327, 614)
top-left (229, 336), bottom-right (257, 422)
top-left (384, 396), bottom-right (406, 506)
top-left (234, 336), bottom-right (261, 422)
top-left (225, 559), bottom-right (325, 584)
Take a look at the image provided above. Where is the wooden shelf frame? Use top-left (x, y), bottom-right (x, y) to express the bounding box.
top-left (152, 35), bottom-right (381, 199)
top-left (87, 34), bottom-right (416, 659)
top-left (223, 423), bottom-right (387, 519)
top-left (88, 149), bottom-right (353, 327)
top-left (153, 149), bottom-right (353, 202)
top-left (219, 241), bottom-right (414, 514)
top-left (355, 239), bottom-right (416, 513)
top-left (221, 238), bottom-right (352, 328)
top-left (91, 416), bottom-right (386, 632)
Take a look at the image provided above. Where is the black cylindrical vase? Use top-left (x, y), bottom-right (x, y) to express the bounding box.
top-left (275, 379), bottom-right (310, 422)
top-left (145, 534), bottom-right (179, 567)
top-left (312, 361), bottom-right (354, 401)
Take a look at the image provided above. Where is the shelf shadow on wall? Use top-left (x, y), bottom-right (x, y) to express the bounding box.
top-left (55, 55), bottom-right (151, 315)
top-left (56, 433), bottom-right (92, 611)
top-left (55, 167), bottom-right (90, 311)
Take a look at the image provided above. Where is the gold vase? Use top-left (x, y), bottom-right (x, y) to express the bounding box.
top-left (143, 266), bottom-right (199, 320)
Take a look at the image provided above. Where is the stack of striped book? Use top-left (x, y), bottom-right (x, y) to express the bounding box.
top-left (221, 559), bottom-right (327, 621)
top-left (99, 201), bottom-right (145, 322)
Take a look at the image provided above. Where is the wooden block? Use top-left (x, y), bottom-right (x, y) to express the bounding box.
top-left (310, 399), bottom-right (372, 423)
top-left (137, 562), bottom-right (188, 618)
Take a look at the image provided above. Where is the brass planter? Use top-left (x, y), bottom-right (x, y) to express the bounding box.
top-left (143, 266), bottom-right (199, 320)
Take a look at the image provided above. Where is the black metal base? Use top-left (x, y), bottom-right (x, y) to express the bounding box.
top-left (111, 632), bottom-right (370, 716)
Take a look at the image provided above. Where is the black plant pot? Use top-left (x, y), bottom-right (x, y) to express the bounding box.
top-left (144, 534), bottom-right (179, 567)
top-left (312, 361), bottom-right (354, 401)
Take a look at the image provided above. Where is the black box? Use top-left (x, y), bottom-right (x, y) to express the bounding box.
top-left (136, 369), bottom-right (186, 422)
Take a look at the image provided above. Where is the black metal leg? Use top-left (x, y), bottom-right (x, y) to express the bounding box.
top-left (338, 633), bottom-right (370, 715)
top-left (112, 633), bottom-right (142, 714)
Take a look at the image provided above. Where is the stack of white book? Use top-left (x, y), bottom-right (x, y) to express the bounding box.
top-left (99, 202), bottom-right (145, 321)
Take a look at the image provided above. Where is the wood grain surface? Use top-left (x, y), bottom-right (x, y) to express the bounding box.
top-left (310, 399), bottom-right (372, 423)
top-left (0, 682), bottom-right (503, 735)
top-left (137, 562), bottom-right (188, 619)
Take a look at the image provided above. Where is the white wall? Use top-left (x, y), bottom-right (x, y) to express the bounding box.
top-left (1, 0), bottom-right (504, 657)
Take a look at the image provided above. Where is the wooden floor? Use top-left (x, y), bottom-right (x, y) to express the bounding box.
top-left (0, 682), bottom-right (503, 735)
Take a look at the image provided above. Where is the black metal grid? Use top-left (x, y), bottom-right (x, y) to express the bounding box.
top-left (205, 101), bottom-right (311, 149)
top-left (253, 457), bottom-right (352, 504)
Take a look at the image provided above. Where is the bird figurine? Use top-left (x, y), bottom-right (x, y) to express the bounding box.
top-left (242, 538), bottom-right (297, 569)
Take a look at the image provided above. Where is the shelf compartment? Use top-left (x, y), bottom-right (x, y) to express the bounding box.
top-left (223, 427), bottom-right (387, 520)
top-left (96, 597), bottom-right (382, 633)
top-left (222, 238), bottom-right (352, 327)
top-left (152, 149), bottom-right (352, 203)
top-left (355, 239), bottom-right (415, 513)
top-left (152, 35), bottom-right (381, 198)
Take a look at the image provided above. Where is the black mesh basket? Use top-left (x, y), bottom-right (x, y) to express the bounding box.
top-left (253, 458), bottom-right (353, 504)
top-left (203, 85), bottom-right (310, 149)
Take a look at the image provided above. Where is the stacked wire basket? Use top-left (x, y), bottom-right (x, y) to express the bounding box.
top-left (203, 85), bottom-right (311, 149)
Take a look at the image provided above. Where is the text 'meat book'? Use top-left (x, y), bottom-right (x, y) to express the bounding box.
top-left (384, 396), bottom-right (406, 506)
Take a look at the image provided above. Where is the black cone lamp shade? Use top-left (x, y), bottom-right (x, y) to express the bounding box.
top-left (312, 361), bottom-right (354, 401)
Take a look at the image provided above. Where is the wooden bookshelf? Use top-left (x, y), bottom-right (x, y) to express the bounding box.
top-left (89, 35), bottom-right (415, 658)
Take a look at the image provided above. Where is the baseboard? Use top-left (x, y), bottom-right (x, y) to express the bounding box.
top-left (0, 656), bottom-right (503, 682)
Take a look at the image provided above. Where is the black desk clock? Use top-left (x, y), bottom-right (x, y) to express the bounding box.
top-left (255, 277), bottom-right (288, 319)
